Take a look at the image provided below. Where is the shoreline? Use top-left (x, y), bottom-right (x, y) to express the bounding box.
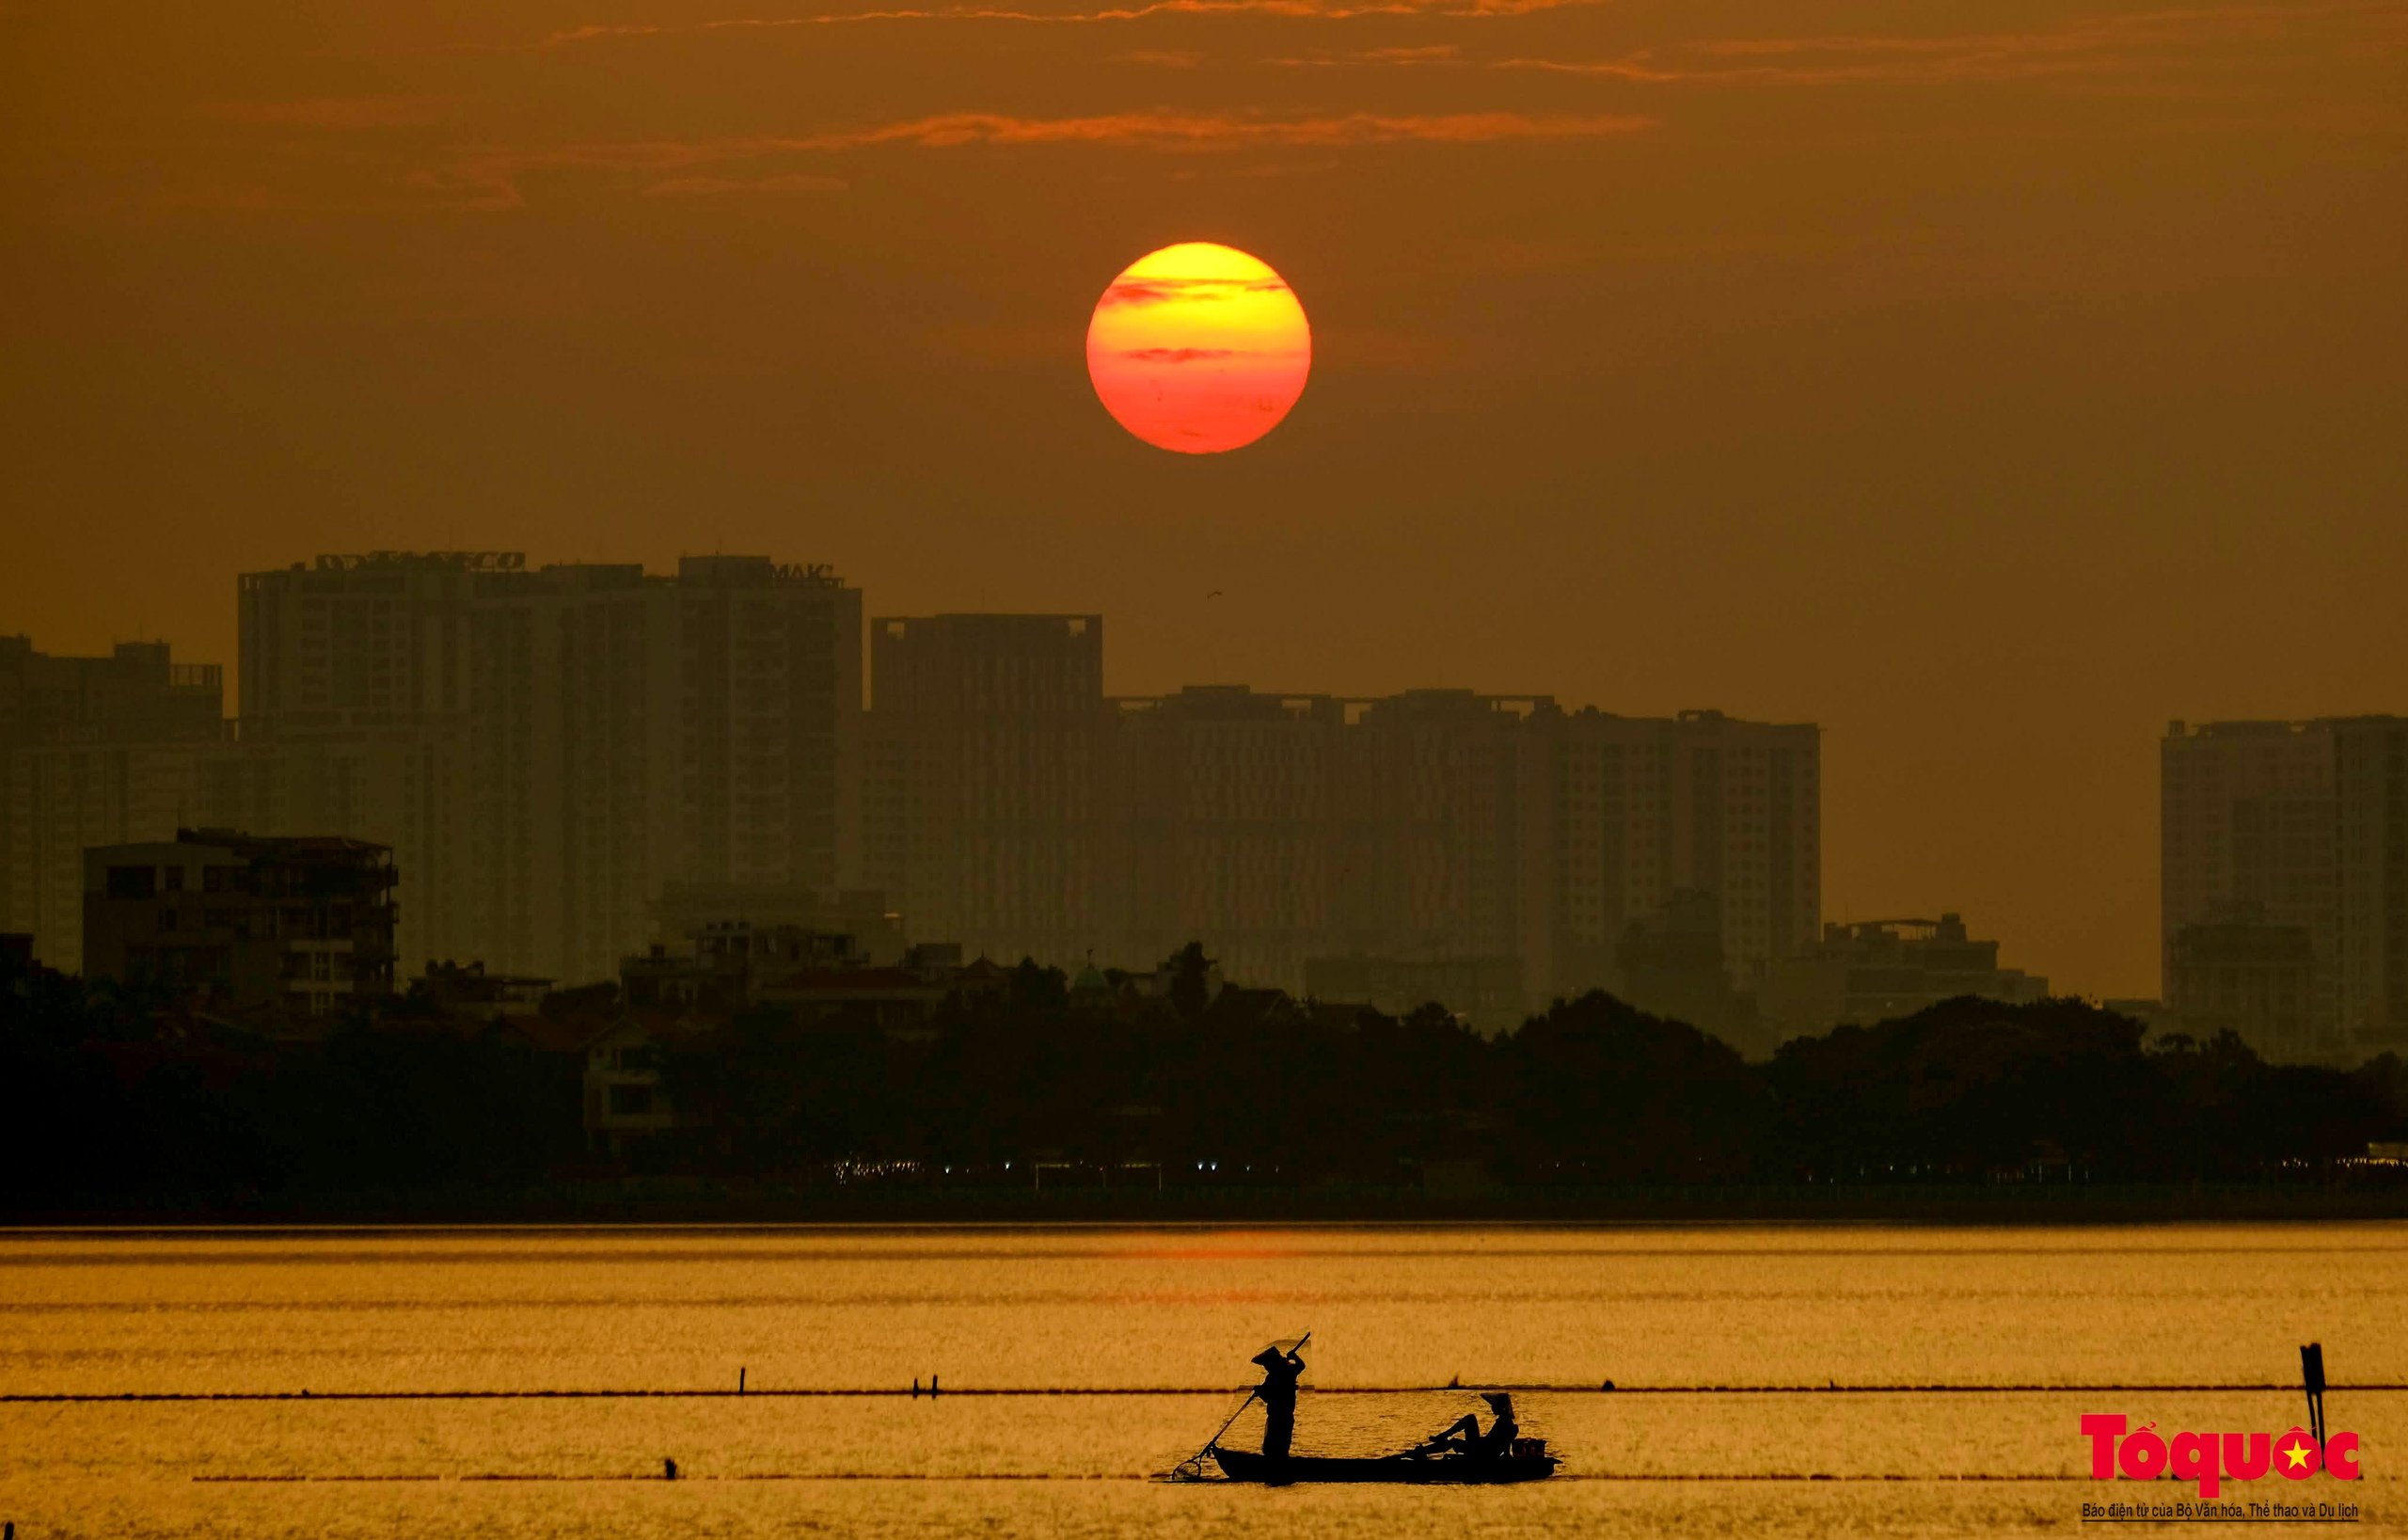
top-left (8, 1182), bottom-right (2407, 1229)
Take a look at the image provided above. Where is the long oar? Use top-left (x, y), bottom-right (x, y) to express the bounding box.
top-left (1172, 1331), bottom-right (1311, 1479)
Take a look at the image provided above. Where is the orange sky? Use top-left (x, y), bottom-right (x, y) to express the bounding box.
top-left (3, 1), bottom-right (2405, 998)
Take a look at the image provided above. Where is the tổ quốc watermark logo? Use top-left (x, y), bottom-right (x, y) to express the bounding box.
top-left (2080, 1416), bottom-right (2361, 1524)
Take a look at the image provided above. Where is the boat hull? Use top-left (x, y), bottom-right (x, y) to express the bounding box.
top-left (1211, 1448), bottom-right (1559, 1484)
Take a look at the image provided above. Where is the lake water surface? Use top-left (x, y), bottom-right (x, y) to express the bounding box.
top-left (2, 1223), bottom-right (2401, 1536)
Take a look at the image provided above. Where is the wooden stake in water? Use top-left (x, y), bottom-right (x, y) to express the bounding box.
top-left (2301, 1343), bottom-right (2327, 1444)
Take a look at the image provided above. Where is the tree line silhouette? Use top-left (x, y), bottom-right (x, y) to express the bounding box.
top-left (3, 945), bottom-right (2402, 1215)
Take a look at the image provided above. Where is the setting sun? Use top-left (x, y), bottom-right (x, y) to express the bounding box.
top-left (1085, 242), bottom-right (1311, 455)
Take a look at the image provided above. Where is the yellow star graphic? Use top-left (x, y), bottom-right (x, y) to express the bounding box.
top-left (2281, 1439), bottom-right (2313, 1471)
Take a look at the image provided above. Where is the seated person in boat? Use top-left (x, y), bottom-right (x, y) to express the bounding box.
top-left (1416, 1391), bottom-right (1517, 1457)
top-left (1251, 1343), bottom-right (1307, 1460)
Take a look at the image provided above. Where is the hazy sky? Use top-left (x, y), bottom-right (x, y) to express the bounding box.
top-left (5, 1), bottom-right (2404, 997)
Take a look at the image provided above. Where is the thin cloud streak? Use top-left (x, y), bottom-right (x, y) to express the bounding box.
top-left (791, 107), bottom-right (1650, 149)
top-left (401, 110), bottom-right (1650, 209)
top-left (1098, 275), bottom-right (1293, 308)
top-left (1266, 2), bottom-right (2408, 85)
top-left (543, 0), bottom-right (1595, 43)
top-left (642, 171), bottom-right (850, 194)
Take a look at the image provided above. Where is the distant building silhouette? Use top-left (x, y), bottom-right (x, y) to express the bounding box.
top-left (623, 919), bottom-right (875, 1011)
top-left (82, 828), bottom-right (396, 1020)
top-left (651, 882), bottom-right (902, 965)
top-left (33, 573), bottom-right (1825, 1022)
top-left (412, 959), bottom-right (554, 1022)
top-left (213, 552), bottom-right (862, 983)
top-left (1531, 707), bottom-right (1820, 1007)
top-left (863, 629), bottom-right (1819, 1017)
top-left (1614, 888), bottom-right (1755, 1045)
top-left (1111, 685), bottom-right (1354, 990)
top-left (1761, 913), bottom-right (2047, 1037)
top-left (2162, 717), bottom-right (2408, 1058)
top-left (1342, 691), bottom-right (1543, 994)
top-left (2163, 907), bottom-right (2317, 1059)
top-left (863, 614), bottom-right (1110, 967)
top-left (0, 636), bottom-right (225, 968)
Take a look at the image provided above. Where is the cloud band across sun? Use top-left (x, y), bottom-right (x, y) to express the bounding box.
top-left (1086, 243), bottom-right (1311, 453)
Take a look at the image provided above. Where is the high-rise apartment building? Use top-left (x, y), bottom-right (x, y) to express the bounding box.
top-left (863, 614), bottom-right (1109, 967)
top-left (1529, 706), bottom-right (1821, 1005)
top-left (0, 637), bottom-right (225, 967)
top-left (2162, 717), bottom-right (2408, 1057)
top-left (457, 556), bottom-right (862, 983)
top-left (220, 554), bottom-right (494, 968)
top-left (1339, 690), bottom-right (1549, 981)
top-left (226, 553), bottom-right (862, 985)
top-left (860, 624), bottom-right (1820, 1020)
top-left (1108, 686), bottom-right (1354, 987)
top-left (206, 572), bottom-right (1822, 1018)
top-left (238, 552), bottom-right (484, 731)
top-left (2333, 719), bottom-right (2408, 1056)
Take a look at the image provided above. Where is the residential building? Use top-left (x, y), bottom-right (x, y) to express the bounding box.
top-left (1613, 887), bottom-right (1755, 1048)
top-left (856, 613), bottom-right (1822, 1016)
top-left (651, 881), bottom-right (903, 965)
top-left (199, 723), bottom-right (475, 973)
top-left (228, 552), bottom-right (863, 985)
top-left (1109, 686), bottom-right (1352, 989)
top-left (1760, 913), bottom-right (2048, 1034)
top-left (0, 637), bottom-right (225, 968)
top-left (224, 552), bottom-right (503, 974)
top-left (2163, 911), bottom-right (2318, 1059)
top-left (620, 921), bottom-right (967, 1018)
top-left (237, 551), bottom-right (488, 731)
top-left (411, 959), bottom-right (555, 1022)
top-left (2333, 718), bottom-right (2408, 1056)
top-left (863, 614), bottom-right (1110, 966)
top-left (580, 1015), bottom-right (684, 1156)
top-left (462, 554), bottom-right (863, 984)
top-left (622, 920), bottom-right (874, 1011)
top-left (1529, 706), bottom-right (1821, 1006)
top-left (1339, 691), bottom-right (1547, 988)
top-left (81, 828), bottom-right (397, 1019)
top-left (2162, 717), bottom-right (2408, 1057)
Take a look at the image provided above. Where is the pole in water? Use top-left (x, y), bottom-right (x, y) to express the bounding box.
top-left (738, 1367), bottom-right (746, 1396)
top-left (931, 1373), bottom-right (940, 1398)
top-left (2301, 1343), bottom-right (2327, 1444)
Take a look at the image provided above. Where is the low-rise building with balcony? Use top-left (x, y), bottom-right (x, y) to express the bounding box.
top-left (81, 828), bottom-right (396, 1021)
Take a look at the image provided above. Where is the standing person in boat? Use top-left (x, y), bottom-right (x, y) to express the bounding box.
top-left (1250, 1342), bottom-right (1307, 1461)
top-left (1417, 1391), bottom-right (1517, 1458)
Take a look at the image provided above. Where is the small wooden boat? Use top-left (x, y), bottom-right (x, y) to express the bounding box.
top-left (1212, 1448), bottom-right (1560, 1484)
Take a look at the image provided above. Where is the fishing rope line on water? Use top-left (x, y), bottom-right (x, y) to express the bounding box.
top-left (18, 1382), bottom-right (2406, 1404)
